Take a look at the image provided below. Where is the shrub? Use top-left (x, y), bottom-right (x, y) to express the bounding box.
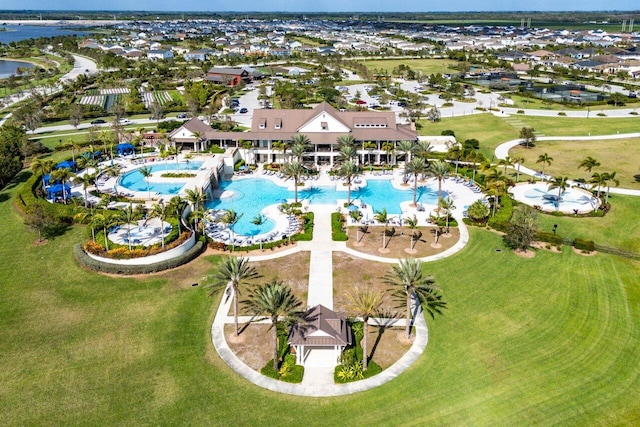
top-left (630, 111), bottom-right (638, 115)
top-left (292, 212), bottom-right (313, 241)
top-left (73, 240), bottom-right (204, 274)
top-left (557, 112), bottom-right (567, 116)
top-left (260, 355), bottom-right (304, 383)
top-left (596, 112), bottom-right (606, 117)
top-left (209, 145), bottom-right (225, 154)
top-left (517, 110), bottom-right (525, 114)
top-left (488, 195), bottom-right (513, 232)
top-left (536, 231), bottom-right (563, 246)
top-left (574, 238), bottom-right (596, 252)
top-left (441, 130), bottom-right (455, 137)
top-left (233, 159), bottom-right (245, 171)
top-left (331, 212), bottom-right (348, 241)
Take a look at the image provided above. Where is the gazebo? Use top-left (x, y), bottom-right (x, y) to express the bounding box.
top-left (288, 305), bottom-right (352, 368)
top-left (116, 143), bottom-right (136, 156)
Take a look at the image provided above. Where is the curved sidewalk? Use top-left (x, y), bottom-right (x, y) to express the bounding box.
top-left (494, 133), bottom-right (640, 197)
top-left (211, 286), bottom-right (428, 397)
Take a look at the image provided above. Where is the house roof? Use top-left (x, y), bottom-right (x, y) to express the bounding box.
top-left (288, 305), bottom-right (351, 347)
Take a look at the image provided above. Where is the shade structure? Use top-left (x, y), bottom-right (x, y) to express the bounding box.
top-left (55, 160), bottom-right (77, 171)
top-left (46, 183), bottom-right (71, 199)
top-left (116, 143), bottom-right (135, 156)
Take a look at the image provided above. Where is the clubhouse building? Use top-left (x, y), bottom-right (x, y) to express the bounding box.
top-left (169, 101), bottom-right (418, 166)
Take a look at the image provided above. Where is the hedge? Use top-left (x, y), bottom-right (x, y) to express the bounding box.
top-left (488, 195), bottom-right (513, 233)
top-left (331, 212), bottom-right (348, 241)
top-left (73, 240), bottom-right (204, 275)
top-left (16, 172), bottom-right (76, 223)
top-left (260, 354), bottom-right (304, 383)
top-left (574, 238), bottom-right (596, 252)
top-left (292, 212), bottom-right (314, 241)
top-left (536, 231), bottom-right (564, 246)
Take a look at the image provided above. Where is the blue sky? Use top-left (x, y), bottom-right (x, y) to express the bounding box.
top-left (6, 1), bottom-right (640, 12)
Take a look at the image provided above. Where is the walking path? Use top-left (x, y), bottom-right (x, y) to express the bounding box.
top-left (212, 198), bottom-right (442, 395)
top-left (494, 133), bottom-right (640, 197)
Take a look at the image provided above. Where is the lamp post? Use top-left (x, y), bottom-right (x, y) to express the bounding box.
top-left (552, 224), bottom-right (558, 235)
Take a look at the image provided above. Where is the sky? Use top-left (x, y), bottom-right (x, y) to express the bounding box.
top-left (5, 1), bottom-right (640, 12)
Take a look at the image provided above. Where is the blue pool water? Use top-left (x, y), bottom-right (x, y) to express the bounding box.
top-left (118, 161), bottom-right (203, 195)
top-left (205, 178), bottom-right (439, 236)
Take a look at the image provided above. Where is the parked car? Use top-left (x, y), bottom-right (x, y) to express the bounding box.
top-left (90, 119), bottom-right (106, 125)
top-left (176, 113), bottom-right (188, 119)
top-left (119, 118), bottom-right (131, 124)
top-left (239, 107), bottom-right (248, 114)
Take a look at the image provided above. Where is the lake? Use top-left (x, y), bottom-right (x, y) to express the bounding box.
top-left (0, 59), bottom-right (35, 79)
top-left (0, 25), bottom-right (90, 44)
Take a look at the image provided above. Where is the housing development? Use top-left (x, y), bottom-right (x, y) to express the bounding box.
top-left (0, 9), bottom-right (639, 426)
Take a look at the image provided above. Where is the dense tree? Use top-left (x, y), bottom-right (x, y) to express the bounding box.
top-left (504, 205), bottom-right (539, 251)
top-left (0, 125), bottom-right (26, 188)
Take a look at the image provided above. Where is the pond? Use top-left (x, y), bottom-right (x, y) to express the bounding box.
top-left (0, 59), bottom-right (35, 79)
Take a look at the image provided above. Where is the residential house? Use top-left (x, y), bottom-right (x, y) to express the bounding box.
top-left (147, 49), bottom-right (174, 61)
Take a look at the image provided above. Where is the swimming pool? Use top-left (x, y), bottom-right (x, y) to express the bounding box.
top-left (118, 161), bottom-right (203, 195)
top-left (205, 178), bottom-right (439, 236)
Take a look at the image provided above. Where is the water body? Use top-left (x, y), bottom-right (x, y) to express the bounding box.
top-left (0, 59), bottom-right (35, 79)
top-left (0, 25), bottom-right (90, 44)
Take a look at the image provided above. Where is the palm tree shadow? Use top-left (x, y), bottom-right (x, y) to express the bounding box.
top-left (368, 309), bottom-right (399, 362)
top-left (384, 227), bottom-right (396, 248)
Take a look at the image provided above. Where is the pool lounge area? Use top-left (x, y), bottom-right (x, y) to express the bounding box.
top-left (510, 182), bottom-right (600, 214)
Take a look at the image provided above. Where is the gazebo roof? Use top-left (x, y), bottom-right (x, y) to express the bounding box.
top-left (288, 305), bottom-right (351, 347)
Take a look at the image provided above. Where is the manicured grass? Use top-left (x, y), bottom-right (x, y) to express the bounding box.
top-left (508, 94), bottom-right (640, 111)
top-left (418, 113), bottom-right (519, 159)
top-left (535, 194), bottom-right (640, 253)
top-left (510, 138), bottom-right (640, 190)
top-left (516, 115), bottom-right (640, 137)
top-left (360, 58), bottom-right (459, 76)
top-left (1, 176), bottom-right (639, 425)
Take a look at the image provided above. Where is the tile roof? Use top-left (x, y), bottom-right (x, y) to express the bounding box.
top-left (288, 305), bottom-right (351, 347)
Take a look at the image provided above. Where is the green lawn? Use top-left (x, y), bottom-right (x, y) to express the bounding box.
top-left (536, 194), bottom-right (640, 253)
top-left (360, 58), bottom-right (459, 76)
top-left (510, 138), bottom-right (640, 190)
top-left (418, 113), bottom-right (519, 159)
top-left (1, 175), bottom-right (639, 425)
top-left (508, 94), bottom-right (640, 111)
top-left (516, 115), bottom-right (640, 137)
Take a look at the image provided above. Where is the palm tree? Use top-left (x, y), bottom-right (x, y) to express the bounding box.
top-left (349, 209), bottom-right (363, 242)
top-left (336, 134), bottom-right (355, 150)
top-left (184, 188), bottom-right (206, 217)
top-left (406, 157), bottom-right (427, 207)
top-left (31, 158), bottom-right (54, 177)
top-left (139, 165), bottom-right (153, 199)
top-left (290, 139), bottom-right (309, 163)
top-left (603, 171), bottom-right (619, 204)
top-left (151, 200), bottom-right (168, 249)
top-left (272, 140), bottom-right (290, 164)
top-left (429, 160), bottom-right (449, 208)
top-left (446, 145), bottom-right (463, 175)
top-left (345, 288), bottom-right (384, 371)
top-left (547, 176), bottom-right (569, 210)
top-left (219, 209), bottom-right (243, 251)
top-left (512, 155), bottom-right (525, 182)
top-left (404, 214), bottom-right (419, 251)
top-left (50, 168), bottom-right (74, 204)
top-left (116, 203), bottom-right (140, 250)
top-left (73, 173), bottom-right (95, 210)
top-left (251, 214), bottom-right (267, 250)
top-left (362, 141), bottom-right (377, 170)
top-left (536, 153), bottom-right (553, 181)
top-left (338, 143), bottom-right (357, 163)
top-left (415, 140), bottom-right (433, 162)
top-left (396, 140), bottom-right (415, 183)
top-left (243, 280), bottom-right (303, 370)
top-left (167, 196), bottom-right (184, 235)
top-left (439, 196), bottom-right (455, 232)
top-left (381, 141), bottom-right (395, 171)
top-left (498, 156), bottom-right (514, 175)
top-left (589, 172), bottom-right (607, 201)
top-left (579, 156), bottom-right (600, 175)
top-left (384, 258), bottom-right (445, 339)
top-left (208, 256), bottom-right (261, 337)
top-left (374, 208), bottom-right (389, 249)
top-left (337, 160), bottom-right (361, 205)
top-left (282, 161), bottom-right (308, 203)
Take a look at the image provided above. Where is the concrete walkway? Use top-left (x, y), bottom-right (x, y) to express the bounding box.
top-left (494, 133), bottom-right (640, 197)
top-left (211, 281), bottom-right (428, 397)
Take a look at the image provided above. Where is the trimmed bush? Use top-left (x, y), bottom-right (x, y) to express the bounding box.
top-left (260, 354), bottom-right (304, 383)
top-left (292, 212), bottom-right (314, 241)
top-left (517, 110), bottom-right (525, 114)
top-left (574, 238), bottom-right (596, 252)
top-left (557, 112), bottom-right (567, 116)
top-left (536, 231), bottom-right (563, 246)
top-left (331, 212), bottom-right (348, 241)
top-left (488, 195), bottom-right (513, 233)
top-left (73, 240), bottom-right (204, 275)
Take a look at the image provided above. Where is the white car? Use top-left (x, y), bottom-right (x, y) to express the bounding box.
top-left (119, 118), bottom-right (131, 124)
